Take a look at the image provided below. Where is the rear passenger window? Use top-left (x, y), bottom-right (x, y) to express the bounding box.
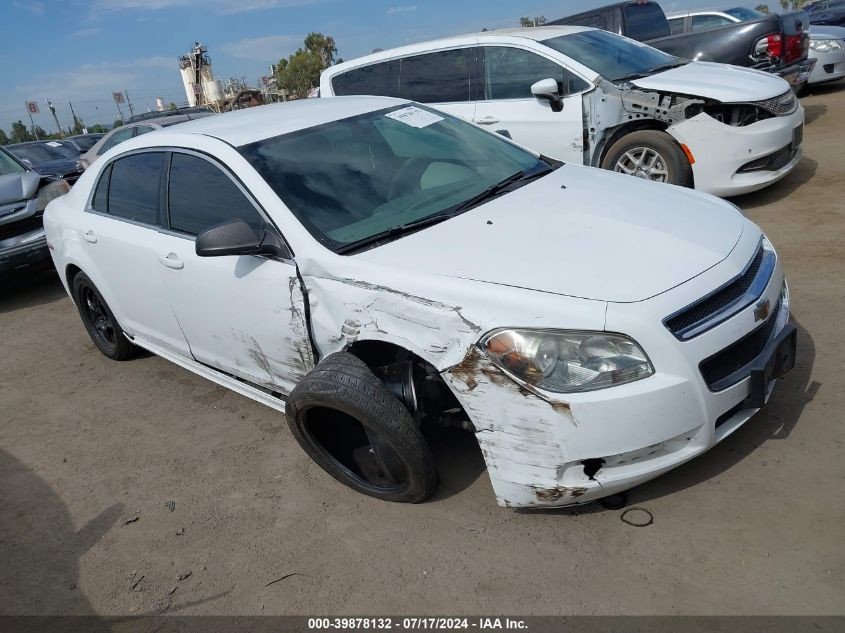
top-left (167, 153), bottom-right (264, 236)
top-left (107, 152), bottom-right (164, 225)
top-left (91, 164), bottom-right (111, 213)
top-left (483, 47), bottom-right (587, 100)
top-left (333, 62), bottom-right (396, 96)
top-left (98, 127), bottom-right (134, 155)
top-left (691, 15), bottom-right (734, 31)
top-left (398, 49), bottom-right (473, 103)
top-left (668, 17), bottom-right (685, 35)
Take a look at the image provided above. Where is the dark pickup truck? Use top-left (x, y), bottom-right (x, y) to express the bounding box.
top-left (549, 1), bottom-right (815, 90)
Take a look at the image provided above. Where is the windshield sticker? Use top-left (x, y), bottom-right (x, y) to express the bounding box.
top-left (385, 106), bottom-right (444, 128)
top-left (46, 141), bottom-right (63, 147)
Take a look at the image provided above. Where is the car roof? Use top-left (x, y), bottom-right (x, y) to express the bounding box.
top-left (168, 96), bottom-right (409, 146)
top-left (323, 26), bottom-right (594, 77)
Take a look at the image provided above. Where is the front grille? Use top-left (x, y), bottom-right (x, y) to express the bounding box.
top-left (665, 242), bottom-right (771, 339)
top-left (753, 90), bottom-right (798, 116)
top-left (0, 215), bottom-right (43, 242)
top-left (700, 299), bottom-right (782, 391)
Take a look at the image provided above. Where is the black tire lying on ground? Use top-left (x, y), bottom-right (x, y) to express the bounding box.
top-left (286, 352), bottom-right (438, 503)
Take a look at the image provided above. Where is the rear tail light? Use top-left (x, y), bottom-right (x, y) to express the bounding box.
top-left (767, 34), bottom-right (783, 58)
top-left (784, 34), bottom-right (806, 63)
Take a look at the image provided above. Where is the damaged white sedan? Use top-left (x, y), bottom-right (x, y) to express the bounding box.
top-left (321, 26), bottom-right (805, 197)
top-left (44, 98), bottom-right (797, 508)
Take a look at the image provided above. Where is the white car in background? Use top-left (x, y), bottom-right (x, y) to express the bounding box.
top-left (44, 98), bottom-right (796, 508)
top-left (667, 8), bottom-right (845, 86)
top-left (321, 26), bottom-right (805, 197)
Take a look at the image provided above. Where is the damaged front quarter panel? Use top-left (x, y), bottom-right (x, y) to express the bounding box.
top-left (442, 345), bottom-right (592, 508)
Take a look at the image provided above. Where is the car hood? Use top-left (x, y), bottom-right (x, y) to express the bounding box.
top-left (631, 61), bottom-right (789, 102)
top-left (354, 166), bottom-right (747, 303)
top-left (0, 172), bottom-right (41, 204)
top-left (30, 158), bottom-right (79, 176)
top-left (809, 24), bottom-right (845, 38)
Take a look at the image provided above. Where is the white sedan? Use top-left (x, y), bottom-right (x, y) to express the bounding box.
top-left (321, 26), bottom-right (806, 197)
top-left (45, 97), bottom-right (796, 508)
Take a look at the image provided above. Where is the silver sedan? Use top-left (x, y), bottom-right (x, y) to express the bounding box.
top-left (809, 25), bottom-right (845, 84)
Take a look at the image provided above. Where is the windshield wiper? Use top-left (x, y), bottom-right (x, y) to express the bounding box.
top-left (335, 163), bottom-right (553, 255)
top-left (613, 61), bottom-right (685, 83)
top-left (335, 210), bottom-right (466, 254)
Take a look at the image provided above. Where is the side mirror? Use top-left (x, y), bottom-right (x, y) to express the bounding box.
top-left (21, 158), bottom-right (33, 167)
top-left (195, 220), bottom-right (286, 258)
top-left (531, 78), bottom-right (563, 112)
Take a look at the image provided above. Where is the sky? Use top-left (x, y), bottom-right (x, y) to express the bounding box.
top-left (0, 0), bottom-right (755, 135)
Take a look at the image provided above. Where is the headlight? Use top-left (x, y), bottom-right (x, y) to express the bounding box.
top-left (480, 329), bottom-right (654, 394)
top-left (36, 179), bottom-right (70, 213)
top-left (810, 39), bottom-right (844, 52)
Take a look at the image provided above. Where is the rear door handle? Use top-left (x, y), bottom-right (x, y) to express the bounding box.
top-left (83, 230), bottom-right (97, 243)
top-left (159, 253), bottom-right (184, 270)
top-left (474, 116), bottom-right (499, 125)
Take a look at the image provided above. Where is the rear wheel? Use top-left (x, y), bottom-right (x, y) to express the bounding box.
top-left (286, 352), bottom-right (438, 503)
top-left (72, 272), bottom-right (135, 360)
top-left (601, 130), bottom-right (693, 188)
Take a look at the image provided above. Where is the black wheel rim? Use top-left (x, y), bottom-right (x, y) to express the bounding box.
top-left (80, 284), bottom-right (117, 350)
top-left (301, 406), bottom-right (410, 494)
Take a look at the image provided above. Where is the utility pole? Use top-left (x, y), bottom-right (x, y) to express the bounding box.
top-left (46, 99), bottom-right (64, 138)
top-left (124, 90), bottom-right (135, 118)
top-left (68, 101), bottom-right (82, 133)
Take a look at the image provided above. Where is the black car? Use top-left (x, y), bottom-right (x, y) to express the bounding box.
top-left (5, 140), bottom-right (84, 186)
top-left (0, 147), bottom-right (69, 274)
top-left (60, 133), bottom-right (105, 153)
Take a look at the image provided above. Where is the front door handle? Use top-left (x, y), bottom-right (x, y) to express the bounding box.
top-left (159, 253), bottom-right (184, 270)
top-left (474, 115), bottom-right (500, 125)
top-left (83, 230), bottom-right (97, 243)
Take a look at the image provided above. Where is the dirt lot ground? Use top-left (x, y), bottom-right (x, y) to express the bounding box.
top-left (1, 85), bottom-right (844, 618)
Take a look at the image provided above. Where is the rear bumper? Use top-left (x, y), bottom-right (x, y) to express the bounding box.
top-left (0, 234), bottom-right (51, 273)
top-left (668, 106), bottom-right (805, 197)
top-left (776, 58), bottom-right (817, 86)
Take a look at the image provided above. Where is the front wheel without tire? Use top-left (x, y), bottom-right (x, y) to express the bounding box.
top-left (601, 130), bottom-right (693, 188)
top-left (286, 352), bottom-right (438, 503)
top-left (72, 272), bottom-right (135, 360)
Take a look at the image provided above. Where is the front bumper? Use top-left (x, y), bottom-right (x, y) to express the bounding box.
top-left (668, 106), bottom-right (805, 197)
top-left (443, 231), bottom-right (793, 508)
top-left (808, 46), bottom-right (845, 84)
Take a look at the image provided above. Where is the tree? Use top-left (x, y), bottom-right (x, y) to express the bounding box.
top-left (755, 3), bottom-right (770, 12)
top-left (167, 102), bottom-right (177, 111)
top-left (113, 119), bottom-right (123, 129)
top-left (0, 129), bottom-right (8, 145)
top-left (779, 0), bottom-right (789, 10)
top-left (275, 32), bottom-right (339, 100)
top-left (71, 115), bottom-right (85, 136)
top-left (88, 124), bottom-right (106, 133)
top-left (34, 126), bottom-right (48, 139)
top-left (519, 16), bottom-right (546, 27)
top-left (10, 121), bottom-right (34, 143)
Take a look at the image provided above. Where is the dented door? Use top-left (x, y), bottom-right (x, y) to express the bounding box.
top-left (157, 237), bottom-right (313, 393)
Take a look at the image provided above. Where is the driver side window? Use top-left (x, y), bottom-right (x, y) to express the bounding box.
top-left (482, 47), bottom-right (588, 100)
top-left (167, 153), bottom-right (265, 237)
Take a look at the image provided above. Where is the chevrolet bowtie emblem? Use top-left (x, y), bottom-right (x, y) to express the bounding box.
top-left (754, 298), bottom-right (771, 322)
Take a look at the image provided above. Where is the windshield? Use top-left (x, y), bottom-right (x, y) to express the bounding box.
top-left (8, 142), bottom-right (78, 163)
top-left (0, 149), bottom-right (27, 176)
top-left (542, 31), bottom-right (684, 82)
top-left (69, 135), bottom-right (102, 151)
top-left (724, 7), bottom-right (764, 20)
top-left (239, 105), bottom-right (548, 253)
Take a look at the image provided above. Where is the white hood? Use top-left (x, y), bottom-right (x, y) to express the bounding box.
top-left (631, 61), bottom-right (790, 103)
top-left (355, 166), bottom-right (748, 303)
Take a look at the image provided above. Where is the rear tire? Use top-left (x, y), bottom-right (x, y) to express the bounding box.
top-left (601, 130), bottom-right (693, 188)
top-left (286, 352), bottom-right (438, 503)
top-left (72, 272), bottom-right (135, 360)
